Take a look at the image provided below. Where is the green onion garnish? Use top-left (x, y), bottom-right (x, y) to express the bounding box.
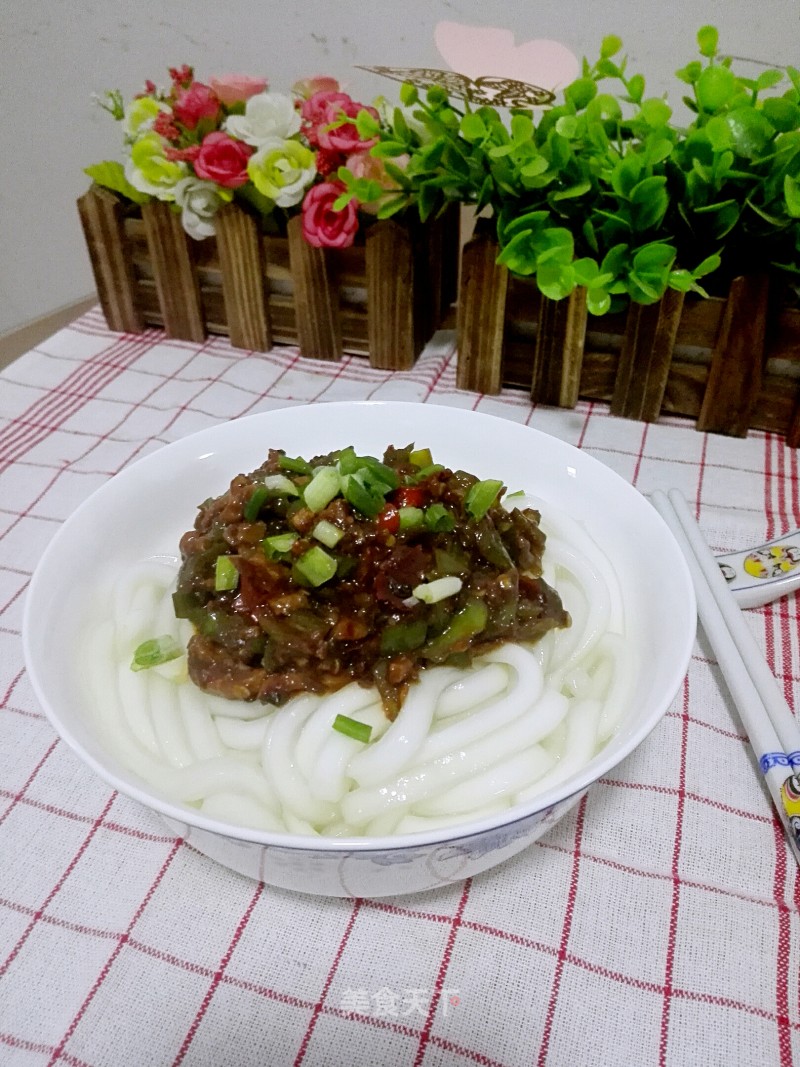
top-left (278, 453), bottom-right (312, 475)
top-left (304, 466), bottom-right (341, 512)
top-left (262, 532), bottom-right (298, 559)
top-left (409, 447), bottom-right (433, 468)
top-left (244, 485), bottom-right (269, 522)
top-left (131, 635), bottom-right (183, 672)
top-left (215, 555), bottom-right (239, 591)
top-left (465, 479), bottom-right (504, 521)
top-left (312, 519), bottom-right (344, 548)
top-left (332, 714), bottom-right (372, 743)
top-left (341, 473), bottom-right (384, 517)
top-left (293, 545), bottom-right (337, 587)
top-left (505, 489), bottom-right (525, 499)
top-left (398, 505), bottom-right (424, 530)
top-left (424, 503), bottom-right (456, 533)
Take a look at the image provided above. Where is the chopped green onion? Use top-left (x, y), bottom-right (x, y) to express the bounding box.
top-left (336, 446), bottom-right (361, 475)
top-left (215, 555), bottom-right (239, 591)
top-left (313, 519), bottom-right (344, 548)
top-left (424, 503), bottom-right (456, 533)
top-left (409, 447), bottom-right (433, 468)
top-left (465, 479), bottom-right (504, 521)
top-left (293, 545), bottom-right (338, 586)
top-left (262, 531), bottom-right (298, 559)
top-left (341, 473), bottom-right (384, 517)
top-left (131, 635), bottom-right (183, 672)
top-left (398, 505), bottom-right (424, 530)
top-left (505, 489), bottom-right (525, 499)
top-left (414, 463), bottom-right (444, 479)
top-left (278, 453), bottom-right (312, 475)
top-left (412, 575), bottom-right (463, 603)
top-left (244, 485), bottom-right (269, 522)
top-left (332, 714), bottom-right (372, 743)
top-left (262, 474), bottom-right (300, 497)
top-left (304, 466), bottom-right (341, 512)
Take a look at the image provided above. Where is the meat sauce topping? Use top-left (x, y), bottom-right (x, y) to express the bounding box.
top-left (174, 445), bottom-right (570, 719)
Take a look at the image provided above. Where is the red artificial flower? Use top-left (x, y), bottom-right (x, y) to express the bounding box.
top-left (193, 131), bottom-right (253, 188)
top-left (301, 181), bottom-right (359, 249)
top-left (300, 90), bottom-right (352, 146)
top-left (169, 65), bottom-right (194, 89)
top-left (317, 99), bottom-right (379, 154)
top-left (164, 144), bottom-right (202, 163)
top-left (152, 110), bottom-right (181, 143)
top-left (173, 82), bottom-right (220, 130)
top-left (209, 74), bottom-right (268, 107)
top-left (315, 147), bottom-right (346, 177)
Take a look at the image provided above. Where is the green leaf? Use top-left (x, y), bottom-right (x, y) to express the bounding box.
top-left (725, 106), bottom-right (773, 158)
top-left (84, 162), bottom-right (151, 205)
top-left (697, 25), bottom-right (719, 59)
top-left (537, 262), bottom-right (575, 300)
top-left (600, 35), bottom-right (623, 59)
top-left (627, 74), bottom-right (645, 104)
top-left (762, 98), bottom-right (800, 133)
top-left (555, 115), bottom-right (579, 138)
top-left (756, 69), bottom-right (784, 92)
top-left (639, 98), bottom-right (671, 127)
top-left (692, 252), bottom-right (722, 277)
top-left (460, 112), bottom-right (487, 142)
top-left (356, 109), bottom-right (381, 138)
top-left (376, 195), bottom-right (408, 219)
top-left (400, 82), bottom-right (418, 107)
top-left (696, 65), bottom-right (737, 111)
top-left (586, 287), bottom-right (612, 315)
top-left (550, 179), bottom-right (592, 201)
top-left (370, 140), bottom-right (409, 158)
top-left (564, 77), bottom-right (597, 110)
top-left (785, 174), bottom-right (800, 217)
top-left (392, 107), bottom-right (410, 141)
top-left (704, 114), bottom-right (733, 151)
top-left (510, 113), bottom-right (534, 144)
top-left (519, 154), bottom-right (549, 177)
top-left (676, 62), bottom-right (702, 86)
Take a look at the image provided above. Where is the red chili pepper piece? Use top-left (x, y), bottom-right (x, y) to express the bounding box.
top-left (393, 486), bottom-right (427, 509)
top-left (377, 503), bottom-right (400, 533)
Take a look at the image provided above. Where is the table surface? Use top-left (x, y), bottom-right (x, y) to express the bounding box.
top-left (1, 308), bottom-right (799, 1067)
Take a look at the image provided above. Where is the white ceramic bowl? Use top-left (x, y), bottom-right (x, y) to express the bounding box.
top-left (23, 401), bottom-right (695, 897)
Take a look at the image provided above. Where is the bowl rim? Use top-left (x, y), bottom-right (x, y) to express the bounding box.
top-left (22, 399), bottom-right (697, 854)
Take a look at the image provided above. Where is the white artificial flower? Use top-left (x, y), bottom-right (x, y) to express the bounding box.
top-left (224, 91), bottom-right (301, 147)
top-left (247, 137), bottom-right (316, 208)
top-left (174, 176), bottom-right (225, 239)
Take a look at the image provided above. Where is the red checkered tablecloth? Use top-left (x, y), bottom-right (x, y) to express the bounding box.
top-left (1, 307), bottom-right (799, 1066)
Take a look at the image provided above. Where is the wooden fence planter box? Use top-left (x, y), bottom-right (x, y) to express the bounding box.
top-left (457, 230), bottom-right (800, 446)
top-left (77, 185), bottom-right (459, 371)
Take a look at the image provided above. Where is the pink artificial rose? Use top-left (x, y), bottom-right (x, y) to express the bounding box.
top-left (301, 182), bottom-right (359, 249)
top-left (173, 82), bottom-right (220, 129)
top-left (346, 150), bottom-right (409, 215)
top-left (292, 75), bottom-right (341, 100)
top-left (194, 131), bottom-right (253, 188)
top-left (301, 90), bottom-right (352, 146)
top-left (318, 99), bottom-right (379, 154)
top-left (209, 74), bottom-right (268, 107)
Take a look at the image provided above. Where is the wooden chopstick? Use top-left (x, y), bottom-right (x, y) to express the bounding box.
top-left (651, 488), bottom-right (800, 865)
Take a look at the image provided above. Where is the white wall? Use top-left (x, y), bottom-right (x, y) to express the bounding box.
top-left (1, 0), bottom-right (797, 335)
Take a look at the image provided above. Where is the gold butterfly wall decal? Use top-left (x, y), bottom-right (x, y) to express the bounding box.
top-left (356, 65), bottom-right (556, 107)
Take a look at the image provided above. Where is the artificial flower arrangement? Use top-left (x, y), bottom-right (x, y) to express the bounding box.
top-left (87, 64), bottom-right (398, 249)
top-left (340, 26), bottom-right (800, 314)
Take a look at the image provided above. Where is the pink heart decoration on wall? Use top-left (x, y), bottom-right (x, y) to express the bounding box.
top-left (434, 21), bottom-right (579, 91)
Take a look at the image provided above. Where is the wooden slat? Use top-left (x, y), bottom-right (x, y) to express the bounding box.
top-left (611, 289), bottom-right (685, 422)
top-left (456, 232), bottom-right (508, 394)
top-left (531, 288), bottom-right (588, 406)
top-left (141, 201), bottom-right (205, 342)
top-left (697, 273), bottom-right (770, 437)
top-left (77, 187), bottom-right (143, 334)
top-left (366, 220), bottom-right (416, 370)
top-left (214, 204), bottom-right (271, 351)
top-left (286, 215), bottom-right (342, 361)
